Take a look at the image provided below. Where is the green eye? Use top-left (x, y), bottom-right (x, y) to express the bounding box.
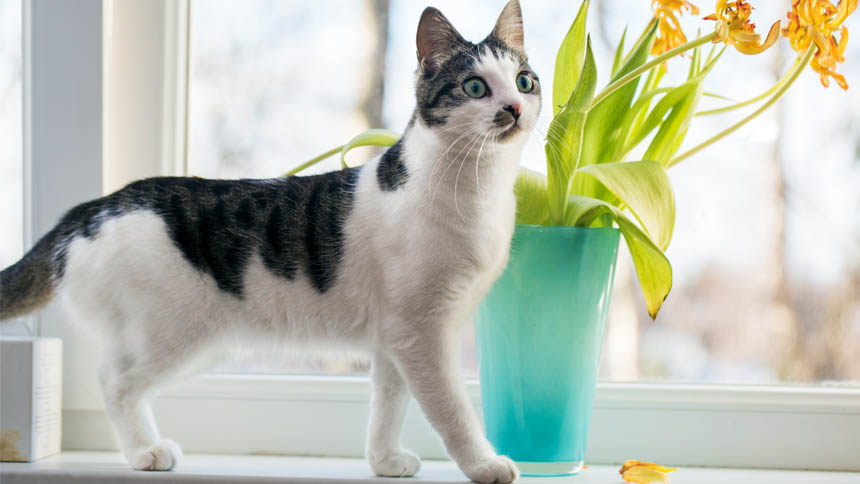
top-left (517, 74), bottom-right (534, 93)
top-left (463, 78), bottom-right (487, 98)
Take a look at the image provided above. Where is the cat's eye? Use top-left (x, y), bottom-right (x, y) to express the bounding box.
top-left (463, 78), bottom-right (488, 98)
top-left (516, 74), bottom-right (534, 93)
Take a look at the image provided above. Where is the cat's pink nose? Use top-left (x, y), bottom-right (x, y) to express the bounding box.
top-left (503, 104), bottom-right (522, 120)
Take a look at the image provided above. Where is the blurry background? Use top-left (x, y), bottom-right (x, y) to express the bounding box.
top-left (1, 0), bottom-right (858, 384)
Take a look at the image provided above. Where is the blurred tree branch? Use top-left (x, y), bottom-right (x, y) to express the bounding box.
top-left (360, 0), bottom-right (390, 129)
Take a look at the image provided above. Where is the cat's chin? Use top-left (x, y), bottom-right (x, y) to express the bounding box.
top-left (496, 124), bottom-right (525, 143)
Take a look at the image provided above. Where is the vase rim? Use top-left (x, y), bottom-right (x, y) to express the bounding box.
top-left (514, 224), bottom-right (620, 234)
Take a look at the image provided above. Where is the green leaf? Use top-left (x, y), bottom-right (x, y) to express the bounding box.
top-left (578, 161), bottom-right (675, 250)
top-left (572, 19), bottom-right (658, 203)
top-left (641, 49), bottom-right (721, 165)
top-left (643, 84), bottom-right (702, 165)
top-left (552, 0), bottom-right (590, 116)
top-left (611, 26), bottom-right (627, 78)
top-left (545, 37), bottom-right (597, 224)
top-left (340, 129), bottom-right (401, 169)
top-left (625, 82), bottom-right (697, 154)
top-left (514, 168), bottom-right (550, 226)
top-left (565, 195), bottom-right (673, 319)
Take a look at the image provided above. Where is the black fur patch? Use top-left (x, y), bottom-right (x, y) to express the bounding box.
top-left (377, 141), bottom-right (408, 191)
top-left (35, 169), bottom-right (362, 297)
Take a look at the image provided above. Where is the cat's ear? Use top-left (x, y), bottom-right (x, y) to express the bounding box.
top-left (491, 0), bottom-right (525, 52)
top-left (416, 7), bottom-right (466, 76)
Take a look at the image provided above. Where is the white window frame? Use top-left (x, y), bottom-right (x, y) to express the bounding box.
top-left (22, 0), bottom-right (860, 472)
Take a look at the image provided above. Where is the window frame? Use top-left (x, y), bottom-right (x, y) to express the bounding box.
top-left (23, 0), bottom-right (860, 471)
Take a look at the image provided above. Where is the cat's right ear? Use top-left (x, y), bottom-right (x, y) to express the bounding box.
top-left (416, 7), bottom-right (465, 76)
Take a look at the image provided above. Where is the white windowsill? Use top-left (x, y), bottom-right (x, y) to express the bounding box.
top-left (2, 453), bottom-right (858, 484)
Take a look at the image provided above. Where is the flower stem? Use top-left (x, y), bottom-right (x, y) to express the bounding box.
top-left (695, 56), bottom-right (804, 117)
top-left (282, 145), bottom-right (345, 177)
top-left (588, 32), bottom-right (716, 111)
top-left (667, 45), bottom-right (816, 168)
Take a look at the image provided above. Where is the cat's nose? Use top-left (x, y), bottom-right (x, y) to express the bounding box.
top-left (503, 104), bottom-right (522, 121)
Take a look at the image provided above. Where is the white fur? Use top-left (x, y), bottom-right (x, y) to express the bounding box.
top-left (55, 35), bottom-right (538, 484)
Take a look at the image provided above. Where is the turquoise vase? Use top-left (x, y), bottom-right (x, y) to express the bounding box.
top-left (475, 225), bottom-right (620, 476)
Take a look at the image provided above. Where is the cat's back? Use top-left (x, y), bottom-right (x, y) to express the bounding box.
top-left (55, 170), bottom-right (365, 310)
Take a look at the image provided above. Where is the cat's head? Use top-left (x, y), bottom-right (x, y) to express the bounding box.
top-left (414, 0), bottom-right (541, 144)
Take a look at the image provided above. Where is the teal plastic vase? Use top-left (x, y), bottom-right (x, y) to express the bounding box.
top-left (475, 225), bottom-right (620, 476)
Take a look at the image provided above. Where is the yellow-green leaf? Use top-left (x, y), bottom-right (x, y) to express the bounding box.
top-left (579, 161), bottom-right (675, 250)
top-left (552, 0), bottom-right (590, 116)
top-left (611, 26), bottom-right (627, 78)
top-left (572, 18), bottom-right (658, 203)
top-left (546, 37), bottom-right (597, 224)
top-left (340, 129), bottom-right (401, 169)
top-left (565, 195), bottom-right (672, 319)
top-left (514, 168), bottom-right (550, 226)
top-left (616, 213), bottom-right (672, 319)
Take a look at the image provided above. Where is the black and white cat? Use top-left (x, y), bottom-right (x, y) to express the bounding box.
top-left (0, 2), bottom-right (540, 482)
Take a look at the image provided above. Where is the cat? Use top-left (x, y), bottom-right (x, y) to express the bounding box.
top-left (0, 1), bottom-right (540, 482)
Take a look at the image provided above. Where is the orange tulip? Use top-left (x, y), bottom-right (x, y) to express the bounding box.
top-left (704, 1), bottom-right (781, 55)
top-left (782, 0), bottom-right (857, 89)
top-left (651, 0), bottom-right (701, 56)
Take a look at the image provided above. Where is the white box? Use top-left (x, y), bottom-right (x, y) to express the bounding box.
top-left (0, 337), bottom-right (62, 462)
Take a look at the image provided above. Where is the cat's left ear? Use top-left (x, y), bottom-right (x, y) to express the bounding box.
top-left (491, 0), bottom-right (525, 52)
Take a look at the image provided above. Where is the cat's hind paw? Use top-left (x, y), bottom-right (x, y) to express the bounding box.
top-left (131, 439), bottom-right (183, 471)
top-left (368, 449), bottom-right (422, 477)
top-left (462, 455), bottom-right (519, 484)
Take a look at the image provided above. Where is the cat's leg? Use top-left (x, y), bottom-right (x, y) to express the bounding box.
top-left (366, 351), bottom-right (421, 477)
top-left (99, 351), bottom-right (183, 471)
top-left (388, 326), bottom-right (518, 484)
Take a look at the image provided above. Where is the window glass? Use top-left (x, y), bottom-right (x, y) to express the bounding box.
top-left (0, 0), bottom-right (27, 335)
top-left (188, 1), bottom-right (860, 382)
top-left (0, 0), bottom-right (23, 273)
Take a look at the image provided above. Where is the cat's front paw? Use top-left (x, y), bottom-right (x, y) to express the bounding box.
top-left (130, 439), bottom-right (183, 471)
top-left (462, 455), bottom-right (519, 484)
top-left (368, 449), bottom-right (422, 477)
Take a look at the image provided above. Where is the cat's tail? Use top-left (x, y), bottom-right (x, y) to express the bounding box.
top-left (0, 229), bottom-right (63, 321)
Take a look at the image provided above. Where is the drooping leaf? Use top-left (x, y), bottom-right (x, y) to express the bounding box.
top-left (565, 195), bottom-right (673, 320)
top-left (546, 37), bottom-right (597, 224)
top-left (552, 0), bottom-right (590, 116)
top-left (340, 129), bottom-right (401, 168)
top-left (620, 212), bottom-right (672, 320)
top-left (514, 168), bottom-right (550, 226)
top-left (578, 161), bottom-right (676, 250)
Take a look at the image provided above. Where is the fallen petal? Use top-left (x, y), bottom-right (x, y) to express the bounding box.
top-left (622, 466), bottom-right (672, 483)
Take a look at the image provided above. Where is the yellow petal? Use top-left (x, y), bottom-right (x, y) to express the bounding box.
top-left (622, 466), bottom-right (672, 483)
top-left (732, 20), bottom-right (781, 55)
top-left (619, 460), bottom-right (679, 474)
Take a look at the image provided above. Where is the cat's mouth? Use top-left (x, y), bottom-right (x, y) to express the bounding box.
top-left (496, 122), bottom-right (521, 142)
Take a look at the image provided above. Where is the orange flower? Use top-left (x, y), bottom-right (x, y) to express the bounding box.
top-left (782, 0), bottom-right (857, 89)
top-left (704, 1), bottom-right (781, 54)
top-left (652, 0), bottom-right (701, 56)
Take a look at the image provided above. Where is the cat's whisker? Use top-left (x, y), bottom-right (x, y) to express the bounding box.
top-left (474, 131), bottom-right (492, 194)
top-left (428, 124), bottom-right (485, 200)
top-left (453, 128), bottom-right (486, 223)
top-left (430, 125), bottom-right (485, 206)
top-left (428, 125), bottom-right (484, 200)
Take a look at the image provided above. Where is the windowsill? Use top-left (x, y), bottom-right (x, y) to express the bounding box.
top-left (1, 453), bottom-right (857, 484)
